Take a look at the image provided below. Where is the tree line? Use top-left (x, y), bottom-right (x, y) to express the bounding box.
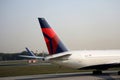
top-left (0, 51), bottom-right (48, 61)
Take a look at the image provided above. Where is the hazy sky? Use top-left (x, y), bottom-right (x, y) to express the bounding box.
top-left (0, 0), bottom-right (120, 53)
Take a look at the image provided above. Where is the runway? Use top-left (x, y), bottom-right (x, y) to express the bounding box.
top-left (0, 71), bottom-right (120, 80)
top-left (0, 60), bottom-right (51, 67)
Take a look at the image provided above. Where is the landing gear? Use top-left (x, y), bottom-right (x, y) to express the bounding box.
top-left (118, 71), bottom-right (120, 75)
top-left (93, 70), bottom-right (102, 75)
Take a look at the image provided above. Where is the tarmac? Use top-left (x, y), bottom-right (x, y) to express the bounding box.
top-left (0, 71), bottom-right (120, 80)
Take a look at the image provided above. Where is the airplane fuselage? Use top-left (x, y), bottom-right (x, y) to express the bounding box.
top-left (49, 50), bottom-right (120, 70)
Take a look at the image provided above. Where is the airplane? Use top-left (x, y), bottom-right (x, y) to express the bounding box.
top-left (19, 48), bottom-right (43, 63)
top-left (19, 48), bottom-right (44, 59)
top-left (38, 18), bottom-right (120, 75)
top-left (27, 18), bottom-right (120, 75)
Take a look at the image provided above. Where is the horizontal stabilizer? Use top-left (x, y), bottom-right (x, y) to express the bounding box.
top-left (46, 53), bottom-right (71, 60)
top-left (19, 55), bottom-right (44, 59)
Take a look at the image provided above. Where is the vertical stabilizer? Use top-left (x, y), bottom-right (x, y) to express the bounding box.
top-left (38, 18), bottom-right (68, 55)
top-left (25, 47), bottom-right (35, 56)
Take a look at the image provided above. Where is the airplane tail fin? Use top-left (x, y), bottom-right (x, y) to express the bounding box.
top-left (38, 18), bottom-right (68, 55)
top-left (25, 47), bottom-right (36, 56)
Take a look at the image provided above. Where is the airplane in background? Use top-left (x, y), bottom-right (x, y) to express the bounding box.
top-left (19, 48), bottom-right (41, 63)
top-left (24, 18), bottom-right (120, 75)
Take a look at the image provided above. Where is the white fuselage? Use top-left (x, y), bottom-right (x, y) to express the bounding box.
top-left (48, 50), bottom-right (120, 69)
